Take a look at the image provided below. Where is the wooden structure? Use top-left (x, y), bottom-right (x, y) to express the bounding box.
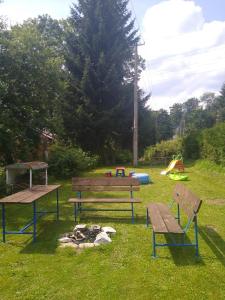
top-left (69, 177), bottom-right (141, 223)
top-left (146, 183), bottom-right (202, 257)
top-left (6, 161), bottom-right (48, 190)
top-left (0, 185), bottom-right (60, 242)
top-left (174, 160), bottom-right (185, 172)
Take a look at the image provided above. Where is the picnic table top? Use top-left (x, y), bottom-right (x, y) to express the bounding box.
top-left (0, 185), bottom-right (60, 204)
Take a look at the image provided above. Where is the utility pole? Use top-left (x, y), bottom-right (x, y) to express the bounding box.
top-left (133, 43), bottom-right (138, 166)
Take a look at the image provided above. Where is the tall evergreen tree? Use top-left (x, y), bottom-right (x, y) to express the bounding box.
top-left (63, 0), bottom-right (144, 161)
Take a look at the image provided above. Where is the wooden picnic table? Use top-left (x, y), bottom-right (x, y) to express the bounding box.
top-left (0, 185), bottom-right (61, 242)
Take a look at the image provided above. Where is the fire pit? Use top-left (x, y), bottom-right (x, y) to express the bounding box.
top-left (59, 224), bottom-right (116, 249)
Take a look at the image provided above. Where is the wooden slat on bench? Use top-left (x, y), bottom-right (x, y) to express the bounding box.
top-left (69, 198), bottom-right (141, 203)
top-left (72, 177), bottom-right (140, 186)
top-left (156, 203), bottom-right (183, 233)
top-left (173, 184), bottom-right (202, 218)
top-left (72, 186), bottom-right (140, 192)
top-left (147, 203), bottom-right (168, 233)
top-left (147, 203), bottom-right (183, 234)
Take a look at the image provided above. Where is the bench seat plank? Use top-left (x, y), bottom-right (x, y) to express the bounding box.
top-left (72, 177), bottom-right (139, 186)
top-left (72, 186), bottom-right (140, 192)
top-left (147, 203), bottom-right (183, 234)
top-left (69, 198), bottom-right (141, 203)
top-left (147, 203), bottom-right (168, 233)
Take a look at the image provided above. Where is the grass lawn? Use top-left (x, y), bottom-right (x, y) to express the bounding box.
top-left (0, 163), bottom-right (225, 300)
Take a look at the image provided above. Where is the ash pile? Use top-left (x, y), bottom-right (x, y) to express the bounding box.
top-left (59, 224), bottom-right (116, 249)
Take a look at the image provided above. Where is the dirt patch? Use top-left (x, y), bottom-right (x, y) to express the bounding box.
top-left (205, 199), bottom-right (225, 206)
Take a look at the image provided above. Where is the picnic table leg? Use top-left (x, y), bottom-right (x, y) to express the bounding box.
top-left (146, 208), bottom-right (149, 227)
top-left (56, 188), bottom-right (59, 220)
top-left (152, 231), bottom-right (156, 257)
top-left (131, 202), bottom-right (134, 224)
top-left (33, 201), bottom-right (37, 242)
top-left (74, 203), bottom-right (77, 222)
top-left (194, 216), bottom-right (199, 257)
top-left (2, 204), bottom-right (6, 243)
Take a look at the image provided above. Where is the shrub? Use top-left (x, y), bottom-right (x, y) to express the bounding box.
top-left (201, 122), bottom-right (225, 165)
top-left (0, 166), bottom-right (6, 196)
top-left (182, 131), bottom-right (202, 160)
top-left (143, 138), bottom-right (183, 162)
top-left (48, 144), bottom-right (99, 178)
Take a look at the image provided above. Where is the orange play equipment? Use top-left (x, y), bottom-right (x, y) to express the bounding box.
top-left (161, 155), bottom-right (185, 175)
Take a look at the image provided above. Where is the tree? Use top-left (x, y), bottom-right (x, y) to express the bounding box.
top-left (63, 0), bottom-right (147, 161)
top-left (154, 109), bottom-right (173, 142)
top-left (169, 103), bottom-right (183, 134)
top-left (0, 20), bottom-right (65, 163)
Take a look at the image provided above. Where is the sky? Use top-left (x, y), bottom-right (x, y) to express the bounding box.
top-left (1, 0), bottom-right (225, 110)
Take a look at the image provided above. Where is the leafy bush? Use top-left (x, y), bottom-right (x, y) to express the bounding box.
top-left (143, 138), bottom-right (183, 162)
top-left (201, 122), bottom-right (225, 165)
top-left (0, 166), bottom-right (6, 196)
top-left (48, 144), bottom-right (99, 178)
top-left (182, 131), bottom-right (202, 160)
top-left (114, 149), bottom-right (132, 164)
top-left (194, 159), bottom-right (225, 174)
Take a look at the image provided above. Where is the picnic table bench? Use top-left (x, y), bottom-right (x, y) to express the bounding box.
top-left (0, 185), bottom-right (60, 242)
top-left (146, 183), bottom-right (202, 257)
top-left (69, 177), bottom-right (141, 223)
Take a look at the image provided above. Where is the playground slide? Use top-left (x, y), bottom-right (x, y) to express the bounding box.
top-left (160, 160), bottom-right (178, 175)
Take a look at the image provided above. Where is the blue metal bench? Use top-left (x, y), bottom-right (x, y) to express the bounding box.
top-left (69, 177), bottom-right (141, 223)
top-left (146, 183), bottom-right (202, 258)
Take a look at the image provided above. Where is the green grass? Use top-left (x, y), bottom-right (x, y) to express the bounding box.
top-left (0, 163), bottom-right (225, 300)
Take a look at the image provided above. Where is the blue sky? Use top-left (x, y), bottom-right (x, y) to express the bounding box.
top-left (1, 0), bottom-right (225, 109)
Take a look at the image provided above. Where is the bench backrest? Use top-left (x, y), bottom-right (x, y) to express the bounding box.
top-left (72, 177), bottom-right (140, 192)
top-left (173, 183), bottom-right (202, 219)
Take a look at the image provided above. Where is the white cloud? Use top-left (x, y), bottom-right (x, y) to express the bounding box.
top-left (139, 0), bottom-right (225, 110)
top-left (0, 0), bottom-right (74, 25)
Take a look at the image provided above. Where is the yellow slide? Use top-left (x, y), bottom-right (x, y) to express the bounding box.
top-left (160, 160), bottom-right (178, 175)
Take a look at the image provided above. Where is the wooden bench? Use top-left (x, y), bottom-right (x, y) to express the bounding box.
top-left (0, 185), bottom-right (60, 242)
top-left (69, 177), bottom-right (141, 223)
top-left (146, 183), bottom-right (202, 257)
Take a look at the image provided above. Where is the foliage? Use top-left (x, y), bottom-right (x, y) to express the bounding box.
top-left (154, 109), bottom-right (173, 142)
top-left (48, 144), bottom-right (99, 178)
top-left (0, 166), bottom-right (6, 196)
top-left (63, 0), bottom-right (151, 161)
top-left (194, 159), bottom-right (225, 174)
top-left (182, 131), bottom-right (202, 160)
top-left (201, 122), bottom-right (225, 166)
top-left (143, 138), bottom-right (182, 162)
top-left (0, 17), bottom-right (65, 163)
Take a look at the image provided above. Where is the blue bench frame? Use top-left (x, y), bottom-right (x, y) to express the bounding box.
top-left (69, 177), bottom-right (140, 224)
top-left (1, 186), bottom-right (60, 243)
top-left (146, 183), bottom-right (202, 258)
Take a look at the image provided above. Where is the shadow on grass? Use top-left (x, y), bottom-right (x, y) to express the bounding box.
top-left (151, 233), bottom-right (205, 266)
top-left (20, 220), bottom-right (74, 254)
top-left (75, 213), bottom-right (146, 225)
top-left (199, 226), bottom-right (225, 266)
